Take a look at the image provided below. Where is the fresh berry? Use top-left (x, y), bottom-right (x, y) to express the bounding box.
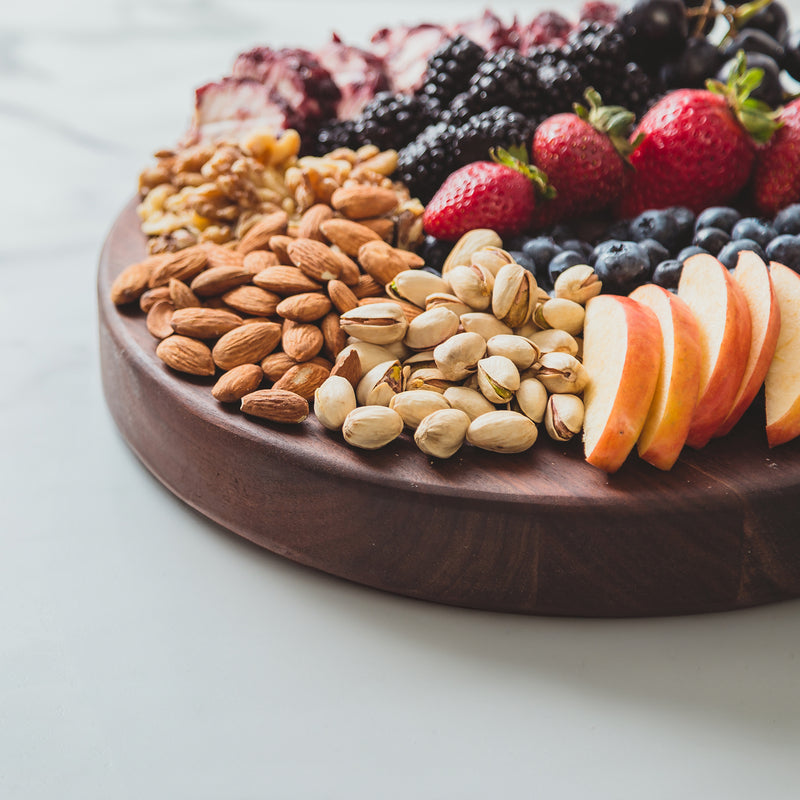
top-left (638, 237), bottom-right (671, 269)
top-left (716, 52), bottom-right (783, 108)
top-left (743, 0), bottom-right (789, 42)
top-left (422, 148), bottom-right (551, 240)
top-left (530, 88), bottom-right (635, 228)
top-left (730, 217), bottom-right (777, 248)
top-left (560, 238), bottom-right (594, 260)
top-left (453, 106), bottom-right (536, 166)
top-left (652, 258), bottom-right (683, 288)
top-left (548, 249), bottom-right (587, 283)
top-left (396, 121), bottom-right (459, 204)
top-left (660, 37), bottom-right (724, 88)
top-left (774, 203), bottom-right (800, 235)
top-left (677, 245), bottom-right (709, 262)
top-left (628, 208), bottom-right (680, 249)
top-left (417, 235), bottom-right (454, 271)
top-left (721, 29), bottom-right (786, 64)
top-left (717, 238), bottom-right (767, 269)
top-left (694, 205), bottom-right (741, 233)
top-left (765, 233), bottom-right (800, 270)
top-left (782, 29), bottom-right (800, 82)
top-left (617, 0), bottom-right (689, 70)
top-left (521, 235), bottom-right (563, 282)
top-left (692, 226), bottom-right (731, 254)
top-left (667, 205), bottom-right (696, 247)
top-left (751, 99), bottom-right (800, 216)
top-left (592, 239), bottom-right (652, 292)
top-left (418, 35), bottom-right (486, 107)
top-left (618, 54), bottom-right (781, 217)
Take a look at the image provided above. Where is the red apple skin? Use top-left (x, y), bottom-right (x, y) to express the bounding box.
top-left (677, 254), bottom-right (752, 449)
top-left (714, 251), bottom-right (781, 438)
top-left (582, 295), bottom-right (662, 473)
top-left (629, 284), bottom-right (702, 470)
top-left (765, 262), bottom-right (800, 447)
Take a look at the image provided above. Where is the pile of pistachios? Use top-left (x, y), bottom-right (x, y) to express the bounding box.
top-left (314, 229), bottom-right (601, 459)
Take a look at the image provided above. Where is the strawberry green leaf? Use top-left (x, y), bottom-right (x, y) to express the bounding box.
top-left (490, 147), bottom-right (556, 200)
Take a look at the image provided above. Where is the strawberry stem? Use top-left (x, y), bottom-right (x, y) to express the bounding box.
top-left (573, 88), bottom-right (639, 160)
top-left (490, 146), bottom-right (557, 200)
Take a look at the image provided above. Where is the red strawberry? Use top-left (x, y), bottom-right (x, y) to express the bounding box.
top-left (618, 53), bottom-right (780, 217)
top-left (422, 149), bottom-right (551, 241)
top-left (751, 98), bottom-right (800, 216)
top-left (530, 89), bottom-right (635, 229)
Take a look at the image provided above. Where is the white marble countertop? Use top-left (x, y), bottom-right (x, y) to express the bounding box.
top-left (3, 1), bottom-right (800, 797)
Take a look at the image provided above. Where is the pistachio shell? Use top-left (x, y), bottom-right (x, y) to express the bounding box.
top-left (425, 292), bottom-right (473, 317)
top-left (446, 263), bottom-right (494, 311)
top-left (356, 359), bottom-right (403, 406)
top-left (544, 393), bottom-right (585, 442)
top-left (387, 269), bottom-right (450, 309)
top-left (536, 351), bottom-right (589, 394)
top-left (460, 312), bottom-right (513, 340)
top-left (477, 355), bottom-right (521, 404)
top-left (466, 410), bottom-right (538, 453)
top-left (339, 301), bottom-right (408, 344)
top-left (443, 385), bottom-right (496, 421)
top-left (338, 342), bottom-right (399, 378)
top-left (414, 408), bottom-right (471, 459)
top-left (553, 264), bottom-right (601, 305)
top-left (527, 328), bottom-right (579, 357)
top-left (486, 334), bottom-right (539, 370)
top-left (389, 390), bottom-right (451, 430)
top-left (492, 263), bottom-right (537, 328)
top-left (443, 229), bottom-right (503, 275)
top-left (433, 331), bottom-right (487, 381)
top-left (314, 375), bottom-right (358, 431)
top-left (533, 298), bottom-right (585, 336)
top-left (342, 405), bottom-right (404, 450)
top-left (404, 306), bottom-right (460, 351)
top-left (471, 246), bottom-right (515, 276)
top-left (515, 377), bottom-right (548, 423)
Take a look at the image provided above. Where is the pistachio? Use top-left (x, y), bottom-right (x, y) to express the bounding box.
top-left (486, 334), bottom-right (539, 371)
top-left (492, 263), bottom-right (537, 328)
top-left (356, 359), bottom-right (403, 406)
top-left (425, 292), bottom-right (473, 317)
top-left (442, 228), bottom-right (503, 275)
top-left (536, 351), bottom-right (589, 394)
top-left (339, 302), bottom-right (408, 345)
top-left (338, 341), bottom-right (398, 378)
top-left (389, 390), bottom-right (451, 430)
top-left (314, 375), bottom-right (358, 431)
top-left (446, 263), bottom-right (495, 310)
top-left (414, 408), bottom-right (471, 459)
top-left (514, 377), bottom-right (548, 423)
top-left (544, 393), bottom-right (585, 442)
top-left (443, 385), bottom-right (496, 421)
top-left (387, 269), bottom-right (450, 309)
top-left (342, 405), bottom-right (404, 450)
top-left (533, 298), bottom-right (585, 336)
top-left (460, 312), bottom-right (513, 340)
top-left (433, 331), bottom-right (487, 381)
top-left (477, 355), bottom-right (521, 404)
top-left (553, 264), bottom-right (602, 305)
top-left (513, 319), bottom-right (542, 339)
top-left (403, 367), bottom-right (452, 394)
top-left (471, 246), bottom-right (515, 276)
top-left (404, 306), bottom-right (460, 351)
top-left (528, 328), bottom-right (580, 357)
top-left (466, 410), bottom-right (538, 453)
top-left (402, 350), bottom-right (438, 377)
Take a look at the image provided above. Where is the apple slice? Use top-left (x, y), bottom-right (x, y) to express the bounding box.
top-left (628, 284), bottom-right (702, 470)
top-left (765, 262), bottom-right (800, 447)
top-left (582, 294), bottom-right (662, 473)
top-left (677, 253), bottom-right (752, 449)
top-left (714, 251), bottom-right (781, 437)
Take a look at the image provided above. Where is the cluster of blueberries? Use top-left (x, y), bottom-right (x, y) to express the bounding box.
top-left (420, 204), bottom-right (800, 296)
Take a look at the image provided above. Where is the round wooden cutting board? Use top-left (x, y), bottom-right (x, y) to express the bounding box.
top-left (98, 201), bottom-right (800, 617)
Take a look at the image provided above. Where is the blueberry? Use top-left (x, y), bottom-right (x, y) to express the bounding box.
top-left (652, 258), bottom-right (683, 289)
top-left (638, 237), bottom-right (671, 270)
top-left (592, 240), bottom-right (652, 293)
top-left (522, 235), bottom-right (561, 265)
top-left (629, 208), bottom-right (681, 250)
top-left (667, 206), bottom-right (696, 247)
top-left (765, 234), bottom-right (800, 270)
top-left (604, 218), bottom-right (632, 241)
top-left (549, 223), bottom-right (577, 243)
top-left (677, 245), bottom-right (709, 263)
top-left (694, 206), bottom-right (741, 234)
top-left (730, 217), bottom-right (777, 248)
top-left (418, 235), bottom-right (452, 271)
top-left (773, 203), bottom-right (800, 235)
top-left (717, 238), bottom-right (767, 270)
top-left (548, 250), bottom-right (586, 284)
top-left (560, 238), bottom-right (594, 260)
top-left (508, 251), bottom-right (537, 273)
top-left (692, 226), bottom-right (730, 255)
top-left (591, 238), bottom-right (624, 265)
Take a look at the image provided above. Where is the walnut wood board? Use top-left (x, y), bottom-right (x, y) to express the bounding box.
top-left (98, 200), bottom-right (800, 617)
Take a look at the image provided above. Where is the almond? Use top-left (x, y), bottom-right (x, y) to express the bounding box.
top-left (243, 250), bottom-right (280, 274)
top-left (156, 335), bottom-right (215, 376)
top-left (212, 321), bottom-right (282, 370)
top-left (168, 278), bottom-right (201, 309)
top-left (240, 389), bottom-right (309, 424)
top-left (268, 234), bottom-right (294, 264)
top-left (327, 279), bottom-right (359, 314)
top-left (252, 266), bottom-right (322, 296)
top-left (211, 363), bottom-right (264, 402)
top-left (358, 217), bottom-right (395, 242)
top-left (320, 218), bottom-right (381, 256)
top-left (298, 203), bottom-right (334, 241)
top-left (138, 285), bottom-right (171, 313)
top-left (261, 351), bottom-right (299, 382)
top-left (146, 299), bottom-right (176, 339)
top-left (221, 285), bottom-right (280, 317)
top-left (357, 240), bottom-right (408, 286)
top-left (148, 246), bottom-right (208, 287)
top-left (352, 273), bottom-right (385, 299)
top-left (171, 307), bottom-right (243, 338)
top-left (330, 185), bottom-right (398, 219)
top-left (272, 362), bottom-right (330, 400)
top-left (287, 238), bottom-right (342, 282)
top-left (111, 256), bottom-right (163, 305)
top-left (275, 292), bottom-right (332, 322)
top-left (319, 310), bottom-right (347, 360)
top-left (202, 242), bottom-right (246, 269)
top-left (330, 248), bottom-right (361, 286)
top-left (330, 348), bottom-right (362, 387)
top-left (282, 322), bottom-right (324, 362)
top-left (190, 265), bottom-right (252, 297)
top-left (235, 210), bottom-right (288, 254)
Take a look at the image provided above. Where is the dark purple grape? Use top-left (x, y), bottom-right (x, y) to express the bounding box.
top-left (723, 29), bottom-right (785, 63)
top-left (716, 52), bottom-right (783, 108)
top-left (742, 1), bottom-right (789, 42)
top-left (617, 0), bottom-right (689, 69)
top-left (661, 36), bottom-right (724, 87)
top-left (782, 29), bottom-right (800, 81)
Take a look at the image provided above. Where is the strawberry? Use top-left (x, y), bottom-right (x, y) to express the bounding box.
top-left (751, 98), bottom-right (800, 216)
top-left (530, 88), bottom-right (636, 229)
top-left (422, 148), bottom-right (551, 241)
top-left (618, 53), bottom-right (781, 218)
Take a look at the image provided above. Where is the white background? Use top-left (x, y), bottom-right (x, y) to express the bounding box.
top-left (2, 1), bottom-right (799, 797)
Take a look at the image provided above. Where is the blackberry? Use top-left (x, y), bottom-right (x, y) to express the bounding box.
top-left (312, 118), bottom-right (359, 155)
top-left (534, 59), bottom-right (586, 117)
top-left (562, 21), bottom-right (629, 95)
top-left (396, 121), bottom-right (460, 204)
top-left (608, 62), bottom-right (663, 119)
top-left (453, 106), bottom-right (536, 166)
top-left (418, 35), bottom-right (486, 107)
